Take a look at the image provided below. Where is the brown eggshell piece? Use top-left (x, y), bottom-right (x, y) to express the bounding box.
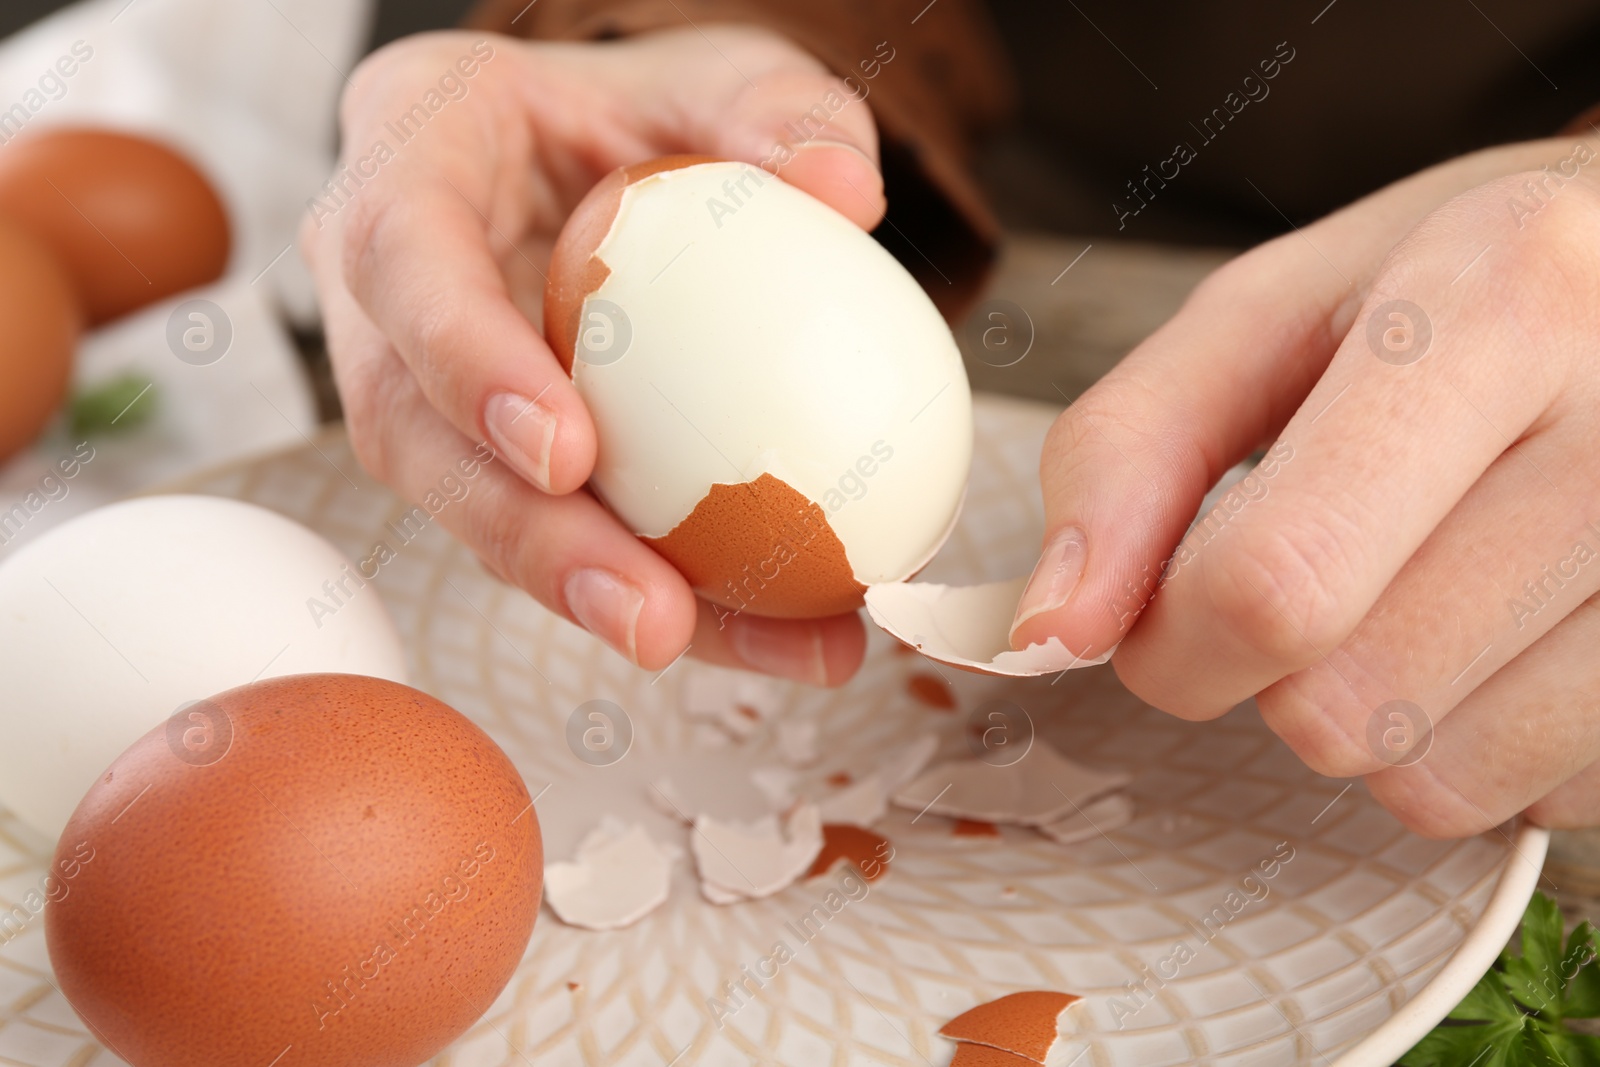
top-left (0, 216), bottom-right (80, 462)
top-left (806, 824), bottom-right (891, 883)
top-left (950, 1043), bottom-right (1039, 1066)
top-left (643, 472), bottom-right (866, 618)
top-left (939, 990), bottom-right (1082, 1063)
top-left (0, 128), bottom-right (230, 325)
top-left (951, 818), bottom-right (1002, 838)
top-left (544, 154), bottom-right (721, 374)
top-left (45, 673), bottom-right (542, 1067)
top-left (906, 672), bottom-right (955, 709)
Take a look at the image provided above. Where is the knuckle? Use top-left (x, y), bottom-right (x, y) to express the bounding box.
top-left (1205, 514), bottom-right (1365, 664)
top-left (346, 31), bottom-right (463, 105)
top-left (467, 487), bottom-right (543, 595)
top-left (1189, 247), bottom-right (1267, 306)
top-left (1370, 770), bottom-right (1494, 840)
top-left (341, 396), bottom-right (391, 487)
top-left (1043, 373), bottom-right (1202, 490)
top-left (1257, 676), bottom-right (1379, 778)
top-left (336, 360), bottom-right (404, 487)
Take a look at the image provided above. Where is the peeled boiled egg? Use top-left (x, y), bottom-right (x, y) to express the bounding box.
top-left (0, 495), bottom-right (407, 839)
top-left (46, 673), bottom-right (542, 1067)
top-left (0, 213), bottom-right (79, 463)
top-left (546, 157), bottom-right (973, 619)
top-left (0, 128), bottom-right (230, 324)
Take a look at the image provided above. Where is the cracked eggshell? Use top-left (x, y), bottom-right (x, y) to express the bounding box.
top-left (546, 157), bottom-right (972, 618)
top-left (893, 742), bottom-right (1129, 827)
top-left (816, 735), bottom-right (940, 827)
top-left (544, 819), bottom-right (677, 931)
top-left (939, 990), bottom-right (1081, 1063)
top-left (1035, 792), bottom-right (1135, 845)
top-left (682, 663), bottom-right (781, 740)
top-left (866, 578), bottom-right (1114, 677)
top-left (691, 803), bottom-right (823, 902)
top-left (866, 461), bottom-right (1262, 677)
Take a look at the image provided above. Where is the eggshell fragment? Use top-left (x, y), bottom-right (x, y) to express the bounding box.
top-left (893, 742), bottom-right (1129, 826)
top-left (683, 663), bottom-right (781, 740)
top-left (950, 1044), bottom-right (1037, 1066)
top-left (866, 461), bottom-right (1262, 676)
top-left (817, 735), bottom-right (939, 827)
top-left (952, 819), bottom-right (1002, 838)
top-left (1036, 792), bottom-right (1135, 846)
top-left (939, 991), bottom-right (1081, 1063)
top-left (866, 578), bottom-right (1114, 677)
top-left (906, 671), bottom-right (957, 709)
top-left (817, 775), bottom-right (893, 827)
top-left (777, 719), bottom-right (820, 766)
top-left (649, 760), bottom-right (795, 824)
top-left (544, 818), bottom-right (677, 931)
top-left (806, 824), bottom-right (892, 882)
top-left (750, 766), bottom-right (798, 809)
top-left (691, 803), bottom-right (823, 902)
top-left (646, 474), bottom-right (866, 616)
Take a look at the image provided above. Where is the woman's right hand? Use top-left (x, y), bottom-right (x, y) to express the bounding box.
top-left (301, 26), bottom-right (885, 684)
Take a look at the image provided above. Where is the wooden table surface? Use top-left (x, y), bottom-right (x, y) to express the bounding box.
top-left (956, 232), bottom-right (1600, 935)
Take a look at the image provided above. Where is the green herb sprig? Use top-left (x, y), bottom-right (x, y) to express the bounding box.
top-left (1401, 893), bottom-right (1599, 1067)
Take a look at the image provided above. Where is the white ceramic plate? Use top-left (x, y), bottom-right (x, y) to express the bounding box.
top-left (0, 394), bottom-right (1544, 1067)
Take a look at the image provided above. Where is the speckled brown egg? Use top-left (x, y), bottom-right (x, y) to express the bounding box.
top-left (0, 128), bottom-right (230, 324)
top-left (0, 215), bottom-right (79, 462)
top-left (45, 674), bottom-right (541, 1067)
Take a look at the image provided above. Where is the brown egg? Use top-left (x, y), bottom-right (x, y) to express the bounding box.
top-left (0, 215), bottom-right (78, 462)
top-left (45, 674), bottom-right (542, 1067)
top-left (0, 128), bottom-right (230, 324)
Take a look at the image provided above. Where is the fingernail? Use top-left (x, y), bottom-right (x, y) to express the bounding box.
top-left (729, 615), bottom-right (827, 686)
top-left (485, 392), bottom-right (556, 493)
top-left (565, 568), bottom-right (645, 663)
top-left (791, 138), bottom-right (876, 169)
top-left (1010, 527), bottom-right (1087, 641)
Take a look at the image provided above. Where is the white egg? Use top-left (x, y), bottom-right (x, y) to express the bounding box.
top-left (548, 158), bottom-right (973, 618)
top-left (0, 495), bottom-right (408, 839)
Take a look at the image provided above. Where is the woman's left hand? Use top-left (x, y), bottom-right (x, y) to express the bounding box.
top-left (1010, 133), bottom-right (1600, 836)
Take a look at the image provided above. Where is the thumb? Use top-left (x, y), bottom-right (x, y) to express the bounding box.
top-left (627, 27), bottom-right (885, 231)
top-left (1006, 249), bottom-right (1338, 661)
top-left (710, 64), bottom-right (885, 231)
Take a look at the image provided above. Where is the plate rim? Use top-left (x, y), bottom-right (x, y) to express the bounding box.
top-left (1330, 820), bottom-right (1549, 1066)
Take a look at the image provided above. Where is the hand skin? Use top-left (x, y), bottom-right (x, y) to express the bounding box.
top-left (301, 27), bottom-right (885, 685)
top-left (1010, 134), bottom-right (1600, 837)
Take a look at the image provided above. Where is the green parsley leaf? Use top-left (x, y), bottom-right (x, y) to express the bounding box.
top-left (1451, 966), bottom-right (1525, 1024)
top-left (1521, 893), bottom-right (1567, 992)
top-left (1399, 1019), bottom-right (1521, 1067)
top-left (1403, 894), bottom-right (1599, 1067)
top-left (1562, 923), bottom-right (1600, 1019)
top-left (70, 374), bottom-right (157, 437)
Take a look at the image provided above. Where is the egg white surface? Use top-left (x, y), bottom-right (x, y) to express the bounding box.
top-left (575, 162), bottom-right (972, 585)
top-left (0, 494), bottom-right (408, 839)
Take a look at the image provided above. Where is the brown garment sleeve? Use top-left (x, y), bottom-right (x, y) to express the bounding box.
top-left (464, 0), bottom-right (1015, 319)
top-left (1560, 102), bottom-right (1600, 137)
